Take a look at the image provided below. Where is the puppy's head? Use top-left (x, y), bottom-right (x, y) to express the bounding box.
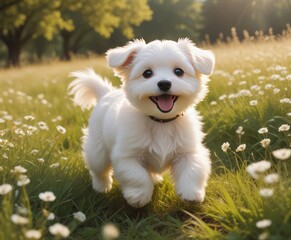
top-left (106, 39), bottom-right (215, 119)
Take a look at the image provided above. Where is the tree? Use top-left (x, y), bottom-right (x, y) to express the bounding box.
top-left (59, 0), bottom-right (152, 60)
top-left (0, 0), bottom-right (72, 66)
top-left (134, 0), bottom-right (204, 42)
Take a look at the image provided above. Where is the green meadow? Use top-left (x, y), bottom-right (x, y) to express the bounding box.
top-left (0, 38), bottom-right (290, 240)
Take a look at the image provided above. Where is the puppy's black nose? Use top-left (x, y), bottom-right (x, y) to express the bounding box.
top-left (157, 80), bottom-right (172, 92)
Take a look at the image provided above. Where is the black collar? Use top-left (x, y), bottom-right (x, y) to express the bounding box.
top-left (149, 115), bottom-right (180, 123)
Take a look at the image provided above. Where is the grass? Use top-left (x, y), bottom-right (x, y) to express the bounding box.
top-left (0, 38), bottom-right (290, 240)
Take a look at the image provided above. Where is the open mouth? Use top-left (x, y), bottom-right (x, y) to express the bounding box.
top-left (149, 94), bottom-right (179, 113)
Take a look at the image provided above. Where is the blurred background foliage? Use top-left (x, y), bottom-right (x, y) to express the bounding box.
top-left (0, 0), bottom-right (290, 67)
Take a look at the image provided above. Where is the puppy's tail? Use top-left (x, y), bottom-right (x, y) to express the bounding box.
top-left (68, 68), bottom-right (115, 109)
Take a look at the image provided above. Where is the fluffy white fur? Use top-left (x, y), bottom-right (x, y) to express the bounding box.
top-left (69, 39), bottom-right (215, 208)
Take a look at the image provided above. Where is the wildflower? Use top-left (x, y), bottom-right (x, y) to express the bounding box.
top-left (260, 139), bottom-right (271, 148)
top-left (43, 209), bottom-right (55, 220)
top-left (270, 74), bottom-right (280, 80)
top-left (287, 112), bottom-right (291, 117)
top-left (253, 68), bottom-right (261, 74)
top-left (102, 223), bottom-right (120, 240)
top-left (50, 163), bottom-right (60, 168)
top-left (26, 126), bottom-right (38, 135)
top-left (264, 173), bottom-right (280, 184)
top-left (210, 101), bottom-right (217, 105)
top-left (221, 142), bottom-right (230, 152)
top-left (49, 223), bottom-right (70, 238)
top-left (236, 144), bottom-right (246, 152)
top-left (11, 214), bottom-right (29, 225)
top-left (25, 229), bottom-right (42, 239)
top-left (30, 149), bottom-right (39, 155)
top-left (0, 184), bottom-right (13, 195)
top-left (249, 100), bottom-right (258, 106)
top-left (236, 126), bottom-right (245, 135)
top-left (39, 191), bottom-right (56, 202)
top-left (265, 84), bottom-right (273, 89)
top-left (272, 148), bottom-right (291, 160)
top-left (37, 94), bottom-right (44, 99)
top-left (37, 158), bottom-right (45, 163)
top-left (256, 219), bottom-right (272, 229)
top-left (278, 124), bottom-right (290, 132)
top-left (3, 115), bottom-right (13, 120)
top-left (15, 128), bottom-right (25, 136)
top-left (246, 160), bottom-right (271, 179)
top-left (239, 81), bottom-right (247, 85)
top-left (38, 121), bottom-right (49, 131)
top-left (219, 95), bottom-right (227, 100)
top-left (61, 157), bottom-right (68, 161)
top-left (24, 115), bottom-right (35, 121)
top-left (250, 85), bottom-right (261, 91)
top-left (273, 88), bottom-right (280, 94)
top-left (280, 98), bottom-right (291, 104)
top-left (258, 128), bottom-right (268, 134)
top-left (16, 205), bottom-right (28, 215)
top-left (259, 188), bottom-right (274, 197)
top-left (17, 175), bottom-right (31, 186)
top-left (258, 90), bottom-right (264, 95)
top-left (239, 89), bottom-right (252, 96)
top-left (73, 211), bottom-right (86, 222)
top-left (52, 116), bottom-right (62, 122)
top-left (11, 166), bottom-right (27, 174)
top-left (47, 212), bottom-right (55, 220)
top-left (56, 125), bottom-right (66, 134)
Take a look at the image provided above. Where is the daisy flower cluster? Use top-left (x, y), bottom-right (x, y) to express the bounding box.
top-left (0, 175), bottom-right (87, 239)
top-left (212, 62), bottom-right (290, 113)
top-left (0, 88), bottom-right (75, 238)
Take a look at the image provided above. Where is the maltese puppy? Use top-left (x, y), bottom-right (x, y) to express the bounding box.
top-left (69, 39), bottom-right (215, 208)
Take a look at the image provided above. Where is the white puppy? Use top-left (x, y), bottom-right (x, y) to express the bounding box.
top-left (69, 39), bottom-right (215, 208)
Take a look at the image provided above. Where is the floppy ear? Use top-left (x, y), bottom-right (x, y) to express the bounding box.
top-left (106, 39), bottom-right (146, 77)
top-left (178, 38), bottom-right (215, 75)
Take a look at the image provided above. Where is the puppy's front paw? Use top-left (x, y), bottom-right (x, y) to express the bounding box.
top-left (122, 186), bottom-right (153, 208)
top-left (177, 188), bottom-right (205, 203)
top-left (92, 176), bottom-right (113, 193)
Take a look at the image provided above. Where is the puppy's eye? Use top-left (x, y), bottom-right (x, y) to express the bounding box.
top-left (143, 69), bottom-right (153, 78)
top-left (174, 68), bottom-right (184, 77)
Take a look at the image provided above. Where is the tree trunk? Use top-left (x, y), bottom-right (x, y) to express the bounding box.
top-left (61, 30), bottom-right (72, 61)
top-left (6, 42), bottom-right (21, 67)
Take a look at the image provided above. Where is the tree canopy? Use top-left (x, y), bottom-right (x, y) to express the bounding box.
top-left (0, 0), bottom-right (152, 65)
top-left (0, 0), bottom-right (72, 66)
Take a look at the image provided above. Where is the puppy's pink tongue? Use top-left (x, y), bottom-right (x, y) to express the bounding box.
top-left (157, 95), bottom-right (174, 112)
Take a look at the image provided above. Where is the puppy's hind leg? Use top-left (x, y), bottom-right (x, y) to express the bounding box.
top-left (82, 128), bottom-right (113, 193)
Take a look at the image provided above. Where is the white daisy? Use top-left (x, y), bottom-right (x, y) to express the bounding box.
top-left (56, 125), bottom-right (66, 134)
top-left (25, 229), bottom-right (42, 239)
top-left (272, 148), bottom-right (291, 160)
top-left (0, 184), bottom-right (13, 195)
top-left (49, 223), bottom-right (70, 238)
top-left (236, 144), bottom-right (246, 152)
top-left (256, 219), bottom-right (272, 229)
top-left (73, 211), bottom-right (86, 222)
top-left (258, 128), bottom-right (268, 134)
top-left (246, 160), bottom-right (271, 179)
top-left (39, 191), bottom-right (56, 202)
top-left (11, 214), bottom-right (29, 225)
top-left (221, 142), bottom-right (230, 152)
top-left (264, 173), bottom-right (280, 184)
